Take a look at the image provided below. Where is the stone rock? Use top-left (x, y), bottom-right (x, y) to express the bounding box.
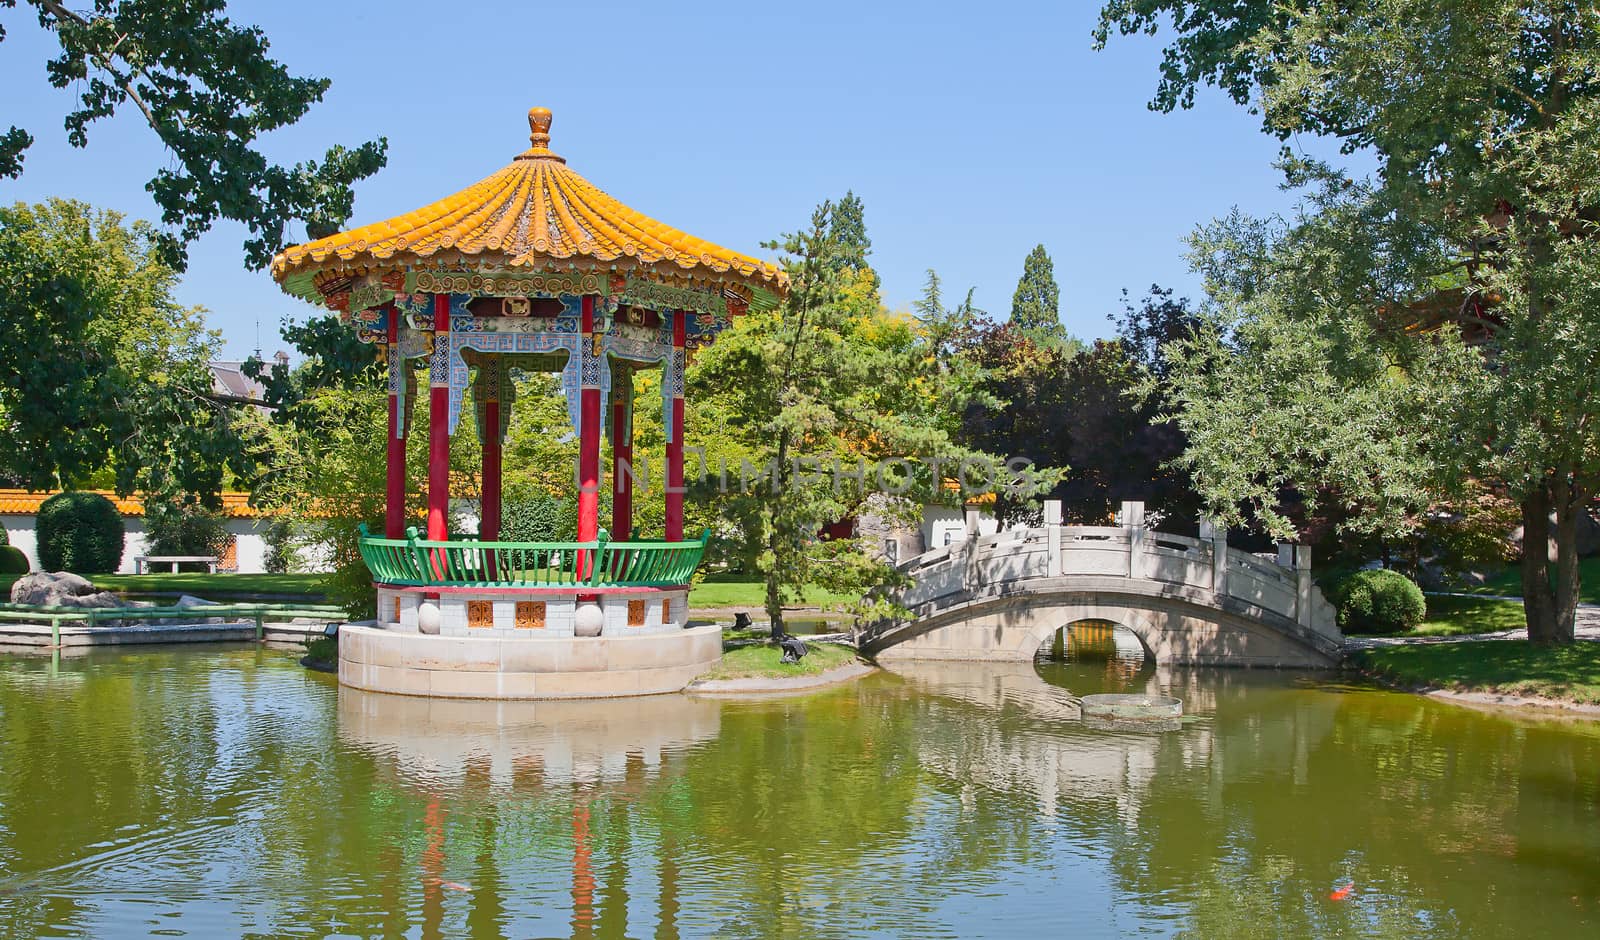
top-left (173, 594), bottom-right (223, 624)
top-left (10, 571), bottom-right (114, 607)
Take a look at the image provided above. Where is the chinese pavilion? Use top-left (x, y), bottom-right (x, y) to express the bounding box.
top-left (270, 107), bottom-right (786, 698)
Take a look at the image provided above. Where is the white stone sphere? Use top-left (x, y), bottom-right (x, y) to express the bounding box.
top-left (417, 600), bottom-right (441, 635)
top-left (574, 601), bottom-right (604, 637)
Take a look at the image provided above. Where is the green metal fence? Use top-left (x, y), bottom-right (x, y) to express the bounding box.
top-left (355, 525), bottom-right (709, 588)
top-left (0, 602), bottom-right (347, 645)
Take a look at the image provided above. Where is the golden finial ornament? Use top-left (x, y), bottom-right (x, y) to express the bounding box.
top-left (528, 107), bottom-right (552, 148)
top-left (516, 106), bottom-right (564, 162)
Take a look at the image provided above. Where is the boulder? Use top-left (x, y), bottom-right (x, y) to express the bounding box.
top-left (173, 594), bottom-right (224, 624)
top-left (10, 571), bottom-right (112, 607)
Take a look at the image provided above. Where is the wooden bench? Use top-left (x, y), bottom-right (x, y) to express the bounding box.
top-left (134, 555), bottom-right (219, 574)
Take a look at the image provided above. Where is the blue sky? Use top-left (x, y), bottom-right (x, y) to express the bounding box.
top-left (1, 1), bottom-right (1331, 360)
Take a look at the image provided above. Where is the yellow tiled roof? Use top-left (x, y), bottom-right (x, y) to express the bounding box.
top-left (0, 490), bottom-right (265, 519)
top-left (271, 107), bottom-right (787, 302)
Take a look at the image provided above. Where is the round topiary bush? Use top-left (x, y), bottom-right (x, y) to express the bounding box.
top-left (1332, 568), bottom-right (1427, 634)
top-left (0, 545), bottom-right (28, 574)
top-left (37, 491), bottom-right (126, 574)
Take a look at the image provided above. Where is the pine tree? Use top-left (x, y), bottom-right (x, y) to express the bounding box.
top-left (1009, 244), bottom-right (1064, 339)
top-left (828, 191), bottom-right (878, 287)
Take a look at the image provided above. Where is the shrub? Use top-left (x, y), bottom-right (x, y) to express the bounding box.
top-left (37, 492), bottom-right (125, 573)
top-left (0, 545), bottom-right (28, 574)
top-left (500, 493), bottom-right (577, 542)
top-left (1332, 568), bottom-right (1427, 635)
top-left (0, 524), bottom-right (8, 546)
top-left (263, 519), bottom-right (300, 574)
top-left (144, 497), bottom-right (228, 558)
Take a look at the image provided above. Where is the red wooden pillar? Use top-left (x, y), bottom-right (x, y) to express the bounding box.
top-left (665, 310), bottom-right (686, 541)
top-left (610, 367), bottom-right (632, 540)
top-left (384, 305), bottom-right (407, 538)
top-left (480, 362), bottom-right (502, 541)
top-left (577, 295), bottom-right (602, 544)
top-left (427, 293), bottom-right (452, 541)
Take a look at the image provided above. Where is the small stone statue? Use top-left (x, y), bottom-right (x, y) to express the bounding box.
top-left (777, 633), bottom-right (809, 664)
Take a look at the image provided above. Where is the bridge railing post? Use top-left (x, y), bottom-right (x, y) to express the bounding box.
top-left (1296, 544), bottom-right (1314, 630)
top-left (1200, 518), bottom-right (1228, 596)
top-left (1045, 499), bottom-right (1062, 577)
top-left (1120, 500), bottom-right (1146, 579)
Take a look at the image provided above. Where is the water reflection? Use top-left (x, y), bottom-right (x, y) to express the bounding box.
top-left (0, 647), bottom-right (1598, 937)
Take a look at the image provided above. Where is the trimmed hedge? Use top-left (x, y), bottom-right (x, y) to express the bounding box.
top-left (500, 493), bottom-right (578, 543)
top-left (1333, 568), bottom-right (1427, 635)
top-left (0, 545), bottom-right (28, 574)
top-left (37, 491), bottom-right (126, 574)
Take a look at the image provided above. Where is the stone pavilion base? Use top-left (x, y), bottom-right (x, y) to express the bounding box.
top-left (337, 622), bottom-right (722, 699)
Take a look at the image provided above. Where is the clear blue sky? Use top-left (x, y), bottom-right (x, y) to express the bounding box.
top-left (1, 0), bottom-right (1331, 360)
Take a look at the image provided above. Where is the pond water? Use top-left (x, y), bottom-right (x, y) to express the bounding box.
top-left (0, 638), bottom-right (1597, 938)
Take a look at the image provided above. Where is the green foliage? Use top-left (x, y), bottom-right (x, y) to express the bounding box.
top-left (1009, 243), bottom-right (1066, 342)
top-left (261, 519), bottom-right (299, 574)
top-left (1332, 569), bottom-right (1426, 635)
top-left (301, 635), bottom-right (337, 665)
top-left (36, 491), bottom-right (125, 574)
top-left (0, 524), bottom-right (8, 546)
top-left (5, 0), bottom-right (387, 270)
top-left (690, 199), bottom-right (1040, 632)
top-left (242, 315), bottom-right (383, 419)
top-left (0, 546), bottom-right (29, 574)
top-left (143, 495), bottom-right (228, 557)
top-left (0, 199), bottom-right (243, 502)
top-left (499, 493), bottom-right (577, 542)
top-left (242, 381), bottom-right (478, 617)
top-left (1098, 2), bottom-right (1600, 642)
top-left (828, 190), bottom-right (876, 286)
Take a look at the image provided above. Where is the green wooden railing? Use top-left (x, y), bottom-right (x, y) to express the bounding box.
top-left (356, 525), bottom-right (709, 588)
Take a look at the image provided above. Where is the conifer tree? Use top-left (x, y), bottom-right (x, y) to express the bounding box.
top-left (1009, 244), bottom-right (1066, 341)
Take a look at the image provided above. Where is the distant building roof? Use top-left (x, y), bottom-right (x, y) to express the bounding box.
top-left (0, 490), bottom-right (265, 519)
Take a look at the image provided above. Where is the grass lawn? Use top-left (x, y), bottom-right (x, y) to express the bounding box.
top-left (700, 640), bottom-right (859, 680)
top-left (1357, 641), bottom-right (1600, 705)
top-left (91, 572), bottom-right (329, 598)
top-left (689, 573), bottom-right (857, 609)
top-left (1457, 556), bottom-right (1600, 603)
top-left (1402, 594), bottom-right (1528, 637)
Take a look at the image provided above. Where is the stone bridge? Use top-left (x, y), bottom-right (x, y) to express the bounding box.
top-left (862, 502), bottom-right (1342, 668)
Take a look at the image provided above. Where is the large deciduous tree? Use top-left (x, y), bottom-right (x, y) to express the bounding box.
top-left (0, 198), bottom-right (240, 501)
top-left (2, 0), bottom-right (386, 270)
top-left (1097, 1), bottom-right (1600, 643)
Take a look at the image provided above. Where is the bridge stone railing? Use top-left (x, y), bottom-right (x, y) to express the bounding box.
top-left (887, 501), bottom-right (1338, 646)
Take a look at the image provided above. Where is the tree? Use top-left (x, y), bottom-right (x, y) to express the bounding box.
top-left (0, 198), bottom-right (242, 503)
top-left (959, 288), bottom-right (1200, 528)
top-left (829, 190), bottom-right (873, 277)
top-left (1008, 244), bottom-right (1066, 341)
top-left (690, 201), bottom-right (1031, 635)
top-left (3, 0), bottom-right (386, 270)
top-left (1097, 1), bottom-right (1600, 643)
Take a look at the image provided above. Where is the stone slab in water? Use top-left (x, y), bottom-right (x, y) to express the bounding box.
top-left (1079, 693), bottom-right (1183, 721)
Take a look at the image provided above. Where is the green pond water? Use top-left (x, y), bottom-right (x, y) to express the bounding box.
top-left (0, 635), bottom-right (1597, 938)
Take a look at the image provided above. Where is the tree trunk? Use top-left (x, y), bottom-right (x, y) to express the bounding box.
top-left (1520, 486), bottom-right (1560, 644)
top-left (1550, 475), bottom-right (1583, 645)
top-left (765, 429), bottom-right (792, 641)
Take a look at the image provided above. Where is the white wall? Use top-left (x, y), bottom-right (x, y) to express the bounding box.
top-left (2, 514), bottom-right (281, 574)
